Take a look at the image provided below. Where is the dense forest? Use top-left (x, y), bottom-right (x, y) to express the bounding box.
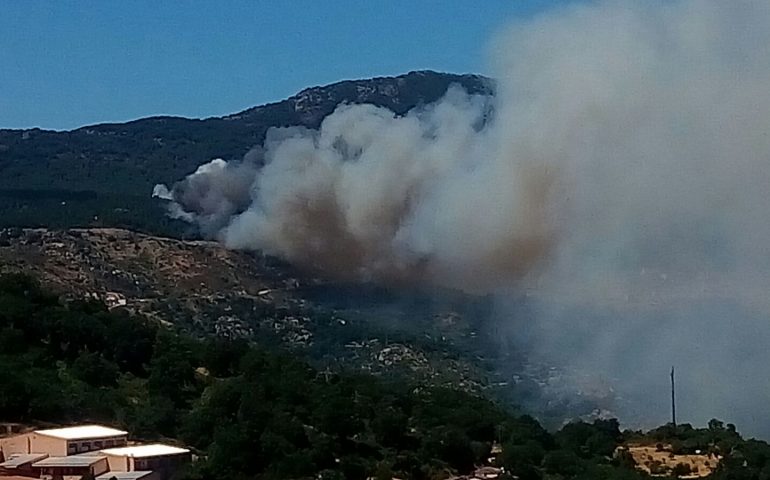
top-left (0, 191), bottom-right (190, 238)
top-left (1, 273), bottom-right (769, 480)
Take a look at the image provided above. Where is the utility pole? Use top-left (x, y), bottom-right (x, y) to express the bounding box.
top-left (671, 366), bottom-right (677, 427)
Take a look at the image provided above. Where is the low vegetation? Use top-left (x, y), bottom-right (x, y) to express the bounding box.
top-left (1, 273), bottom-right (769, 479)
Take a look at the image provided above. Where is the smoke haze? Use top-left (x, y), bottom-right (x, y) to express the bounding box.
top-left (159, 0), bottom-right (770, 436)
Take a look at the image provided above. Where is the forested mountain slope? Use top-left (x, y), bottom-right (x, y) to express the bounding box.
top-left (0, 71), bottom-right (491, 234)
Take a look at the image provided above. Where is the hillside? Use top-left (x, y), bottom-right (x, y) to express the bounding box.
top-left (0, 68), bottom-right (624, 426)
top-left (0, 227), bottom-right (613, 425)
top-left (4, 243), bottom-right (770, 480)
top-left (0, 71), bottom-right (491, 234)
top-left (8, 272), bottom-right (762, 480)
top-left (0, 227), bottom-right (492, 384)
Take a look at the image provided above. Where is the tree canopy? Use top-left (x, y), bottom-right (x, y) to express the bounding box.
top-left (2, 273), bottom-right (769, 480)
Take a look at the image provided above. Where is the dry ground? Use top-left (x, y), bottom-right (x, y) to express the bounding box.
top-left (625, 444), bottom-right (719, 478)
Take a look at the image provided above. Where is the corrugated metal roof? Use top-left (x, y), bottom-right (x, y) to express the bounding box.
top-left (100, 444), bottom-right (189, 458)
top-left (35, 425), bottom-right (127, 440)
top-left (32, 455), bottom-right (106, 467)
top-left (0, 453), bottom-right (49, 468)
top-left (96, 471), bottom-right (155, 480)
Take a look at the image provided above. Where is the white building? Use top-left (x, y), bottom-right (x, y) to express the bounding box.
top-left (32, 454), bottom-right (110, 478)
top-left (0, 425), bottom-right (188, 480)
top-left (33, 425), bottom-right (129, 456)
top-left (1, 425), bottom-right (128, 457)
top-left (99, 444), bottom-right (191, 480)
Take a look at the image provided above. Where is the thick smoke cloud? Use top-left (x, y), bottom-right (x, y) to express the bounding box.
top-left (487, 0), bottom-right (770, 435)
top-left (161, 88), bottom-right (554, 291)
top-left (159, 0), bottom-right (770, 435)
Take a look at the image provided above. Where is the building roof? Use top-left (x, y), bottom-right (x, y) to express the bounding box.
top-left (35, 425), bottom-right (128, 440)
top-left (100, 444), bottom-right (189, 458)
top-left (32, 455), bottom-right (107, 467)
top-left (96, 471), bottom-right (155, 480)
top-left (0, 453), bottom-right (49, 468)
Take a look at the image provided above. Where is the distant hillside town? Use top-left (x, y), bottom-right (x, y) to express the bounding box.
top-left (0, 424), bottom-right (190, 480)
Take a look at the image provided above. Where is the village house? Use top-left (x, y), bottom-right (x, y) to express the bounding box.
top-left (0, 425), bottom-right (189, 480)
top-left (97, 445), bottom-right (190, 480)
top-left (0, 454), bottom-right (48, 477)
top-left (32, 455), bottom-right (109, 479)
top-left (0, 426), bottom-right (128, 458)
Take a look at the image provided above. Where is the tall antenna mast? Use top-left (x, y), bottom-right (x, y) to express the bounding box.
top-left (670, 366), bottom-right (676, 427)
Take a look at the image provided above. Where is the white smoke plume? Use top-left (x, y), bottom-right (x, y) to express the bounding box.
top-left (159, 88), bottom-right (553, 291)
top-left (159, 0), bottom-right (770, 435)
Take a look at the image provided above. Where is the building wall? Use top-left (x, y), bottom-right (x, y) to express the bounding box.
top-left (100, 435), bottom-right (128, 450)
top-left (37, 458), bottom-right (110, 478)
top-left (93, 457), bottom-right (110, 476)
top-left (29, 434), bottom-right (67, 456)
top-left (133, 453), bottom-right (192, 480)
top-left (2, 432), bottom-right (130, 459)
top-left (66, 435), bottom-right (127, 455)
top-left (0, 433), bottom-right (32, 456)
top-left (0, 455), bottom-right (47, 477)
top-left (104, 452), bottom-right (135, 472)
top-left (39, 465), bottom-right (90, 478)
top-left (0, 462), bottom-right (38, 477)
top-left (106, 453), bottom-right (191, 480)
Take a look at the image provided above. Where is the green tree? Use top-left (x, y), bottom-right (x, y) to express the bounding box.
top-left (543, 449), bottom-right (585, 476)
top-left (147, 330), bottom-right (198, 406)
top-left (72, 351), bottom-right (120, 387)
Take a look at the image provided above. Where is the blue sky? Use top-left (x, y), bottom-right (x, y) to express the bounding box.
top-left (0, 1), bottom-right (571, 130)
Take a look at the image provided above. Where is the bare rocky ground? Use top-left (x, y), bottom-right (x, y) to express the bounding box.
top-left (0, 227), bottom-right (616, 425)
top-left (0, 228), bottom-right (492, 387)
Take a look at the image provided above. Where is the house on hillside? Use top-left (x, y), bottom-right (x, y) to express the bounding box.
top-left (0, 425), bottom-right (127, 458)
top-left (0, 425), bottom-right (189, 480)
top-left (0, 453), bottom-right (49, 477)
top-left (32, 454), bottom-right (109, 479)
top-left (31, 426), bottom-right (128, 456)
top-left (97, 444), bottom-right (191, 480)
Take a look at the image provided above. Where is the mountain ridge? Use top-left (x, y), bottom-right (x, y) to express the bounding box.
top-left (0, 70), bottom-right (492, 233)
top-left (1, 70), bottom-right (491, 134)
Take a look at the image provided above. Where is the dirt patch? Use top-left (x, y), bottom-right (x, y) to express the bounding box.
top-left (623, 444), bottom-right (720, 478)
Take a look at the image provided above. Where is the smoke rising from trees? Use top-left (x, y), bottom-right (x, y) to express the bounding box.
top-left (159, 0), bottom-right (770, 435)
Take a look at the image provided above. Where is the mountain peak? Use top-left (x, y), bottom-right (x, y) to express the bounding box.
top-left (224, 70), bottom-right (492, 125)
